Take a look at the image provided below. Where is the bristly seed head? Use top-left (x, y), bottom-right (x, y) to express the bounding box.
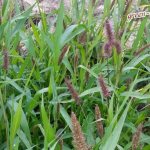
top-left (3, 50), bottom-right (9, 71)
top-left (113, 40), bottom-right (122, 54)
top-left (71, 112), bottom-right (89, 150)
top-left (132, 123), bottom-right (143, 150)
top-left (105, 20), bottom-right (115, 42)
top-left (58, 45), bottom-right (69, 64)
top-left (79, 32), bottom-right (87, 44)
top-left (98, 75), bottom-right (110, 98)
top-left (103, 42), bottom-right (113, 58)
top-left (95, 105), bottom-right (104, 137)
top-left (103, 20), bottom-right (122, 57)
top-left (65, 78), bottom-right (81, 105)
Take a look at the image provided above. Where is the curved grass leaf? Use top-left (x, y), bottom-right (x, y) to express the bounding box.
top-left (41, 100), bottom-right (55, 149)
top-left (10, 100), bottom-right (22, 150)
top-left (100, 100), bottom-right (131, 150)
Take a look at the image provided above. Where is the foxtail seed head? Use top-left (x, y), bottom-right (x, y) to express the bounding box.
top-left (105, 20), bottom-right (115, 42)
top-left (113, 40), bottom-right (122, 54)
top-left (132, 123), bottom-right (143, 150)
top-left (3, 50), bottom-right (9, 71)
top-left (95, 105), bottom-right (104, 137)
top-left (98, 75), bottom-right (110, 98)
top-left (58, 45), bottom-right (69, 64)
top-left (103, 42), bottom-right (113, 58)
top-left (65, 78), bottom-right (81, 105)
top-left (71, 112), bottom-right (89, 150)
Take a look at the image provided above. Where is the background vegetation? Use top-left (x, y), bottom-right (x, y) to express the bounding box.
top-left (0, 0), bottom-right (150, 149)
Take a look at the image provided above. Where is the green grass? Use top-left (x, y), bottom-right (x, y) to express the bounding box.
top-left (0, 0), bottom-right (150, 149)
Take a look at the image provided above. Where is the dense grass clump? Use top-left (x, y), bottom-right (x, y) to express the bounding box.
top-left (0, 0), bottom-right (150, 150)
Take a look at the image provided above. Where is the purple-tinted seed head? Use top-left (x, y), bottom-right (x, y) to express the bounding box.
top-left (132, 123), bottom-right (143, 150)
top-left (95, 105), bottom-right (104, 137)
top-left (3, 50), bottom-right (9, 71)
top-left (65, 78), bottom-right (81, 105)
top-left (58, 45), bottom-right (69, 64)
top-left (71, 112), bottom-right (89, 150)
top-left (98, 75), bottom-right (110, 98)
top-left (113, 40), bottom-right (122, 54)
top-left (105, 20), bottom-right (115, 42)
top-left (103, 42), bottom-right (113, 58)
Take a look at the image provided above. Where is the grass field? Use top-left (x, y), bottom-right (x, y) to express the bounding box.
top-left (0, 0), bottom-right (150, 149)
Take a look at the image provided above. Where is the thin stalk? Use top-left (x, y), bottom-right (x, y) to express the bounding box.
top-left (113, 48), bottom-right (122, 87)
top-left (107, 58), bottom-right (110, 84)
